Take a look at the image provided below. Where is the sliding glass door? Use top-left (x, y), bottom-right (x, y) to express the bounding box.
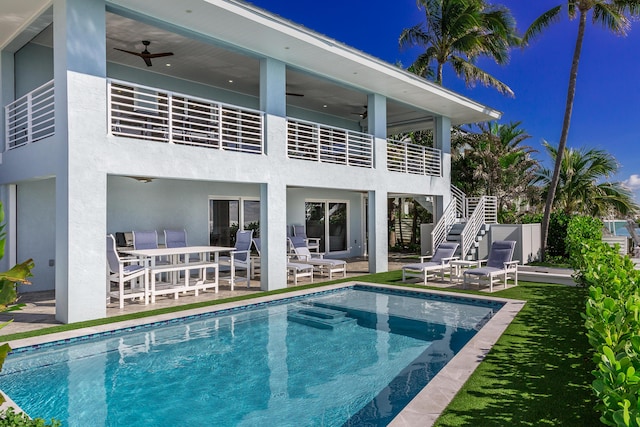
top-left (305, 200), bottom-right (348, 253)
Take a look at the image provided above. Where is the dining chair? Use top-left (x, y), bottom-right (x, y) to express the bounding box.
top-left (106, 234), bottom-right (148, 309)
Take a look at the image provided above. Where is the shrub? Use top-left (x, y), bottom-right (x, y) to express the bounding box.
top-left (572, 214), bottom-right (640, 426)
top-left (521, 211), bottom-right (571, 259)
top-left (0, 408), bottom-right (60, 427)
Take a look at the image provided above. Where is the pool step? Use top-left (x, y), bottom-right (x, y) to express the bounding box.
top-left (287, 306), bottom-right (355, 329)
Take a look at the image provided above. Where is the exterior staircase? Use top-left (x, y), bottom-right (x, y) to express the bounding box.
top-left (431, 186), bottom-right (497, 260)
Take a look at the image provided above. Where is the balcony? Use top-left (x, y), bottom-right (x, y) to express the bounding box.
top-left (286, 119), bottom-right (373, 168)
top-left (108, 79), bottom-right (264, 154)
top-left (5, 80), bottom-right (55, 151)
top-left (387, 139), bottom-right (442, 177)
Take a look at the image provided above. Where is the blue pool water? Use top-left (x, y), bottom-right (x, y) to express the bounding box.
top-left (1, 285), bottom-right (503, 426)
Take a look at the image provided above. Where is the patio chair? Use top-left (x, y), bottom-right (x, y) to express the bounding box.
top-left (219, 230), bottom-right (253, 289)
top-left (402, 242), bottom-right (459, 285)
top-left (106, 234), bottom-right (149, 309)
top-left (288, 236), bottom-right (347, 279)
top-left (463, 240), bottom-right (519, 292)
top-left (164, 229), bottom-right (199, 262)
top-left (292, 224), bottom-right (320, 252)
top-left (133, 230), bottom-right (170, 279)
top-left (132, 230), bottom-right (161, 250)
top-left (253, 237), bottom-right (313, 284)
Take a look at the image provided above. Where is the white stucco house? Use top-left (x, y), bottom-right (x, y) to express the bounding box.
top-left (0, 0), bottom-right (501, 324)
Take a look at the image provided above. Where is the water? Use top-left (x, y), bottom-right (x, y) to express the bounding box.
top-left (0, 286), bottom-right (502, 426)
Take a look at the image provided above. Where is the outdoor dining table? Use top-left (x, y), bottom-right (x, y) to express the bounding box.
top-left (121, 245), bottom-right (236, 302)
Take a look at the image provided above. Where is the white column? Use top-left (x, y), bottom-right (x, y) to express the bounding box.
top-left (53, 0), bottom-right (108, 323)
top-left (0, 50), bottom-right (15, 155)
top-left (0, 185), bottom-right (17, 273)
top-left (368, 189), bottom-right (388, 273)
top-left (368, 93), bottom-right (387, 171)
top-left (260, 58), bottom-right (286, 119)
top-left (260, 182), bottom-right (288, 290)
top-left (434, 116), bottom-right (452, 211)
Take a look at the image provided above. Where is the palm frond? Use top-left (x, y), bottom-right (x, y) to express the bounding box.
top-left (450, 56), bottom-right (515, 96)
top-left (593, 2), bottom-right (630, 35)
top-left (522, 5), bottom-right (562, 46)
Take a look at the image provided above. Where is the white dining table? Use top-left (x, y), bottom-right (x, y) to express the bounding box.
top-left (121, 245), bottom-right (236, 300)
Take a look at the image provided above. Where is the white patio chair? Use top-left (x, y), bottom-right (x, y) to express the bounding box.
top-left (252, 237), bottom-right (313, 284)
top-left (219, 230), bottom-right (253, 289)
top-left (402, 242), bottom-right (459, 285)
top-left (288, 236), bottom-right (346, 279)
top-left (164, 229), bottom-right (199, 262)
top-left (463, 240), bottom-right (519, 292)
top-left (106, 234), bottom-right (149, 309)
top-left (292, 224), bottom-right (321, 253)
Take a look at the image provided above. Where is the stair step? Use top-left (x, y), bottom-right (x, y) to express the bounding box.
top-left (297, 306), bottom-right (347, 320)
top-left (287, 311), bottom-right (356, 329)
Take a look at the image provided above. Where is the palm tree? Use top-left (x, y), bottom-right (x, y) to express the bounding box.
top-left (535, 142), bottom-right (638, 217)
top-left (399, 0), bottom-right (520, 95)
top-left (523, 0), bottom-right (640, 259)
top-left (453, 122), bottom-right (539, 219)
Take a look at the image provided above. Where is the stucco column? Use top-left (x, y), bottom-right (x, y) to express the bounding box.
top-left (368, 93), bottom-right (387, 170)
top-left (368, 189), bottom-right (388, 273)
top-left (54, 0), bottom-right (108, 323)
top-left (260, 182), bottom-right (287, 290)
top-left (433, 115), bottom-right (452, 217)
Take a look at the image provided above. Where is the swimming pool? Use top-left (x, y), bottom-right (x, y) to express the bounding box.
top-left (1, 284), bottom-right (509, 426)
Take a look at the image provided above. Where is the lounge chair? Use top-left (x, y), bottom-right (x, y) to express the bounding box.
top-left (288, 236), bottom-right (347, 279)
top-left (463, 240), bottom-right (519, 292)
top-left (292, 224), bottom-right (321, 252)
top-left (219, 229), bottom-right (253, 289)
top-left (402, 242), bottom-right (459, 285)
top-left (106, 234), bottom-right (149, 309)
top-left (253, 238), bottom-right (313, 284)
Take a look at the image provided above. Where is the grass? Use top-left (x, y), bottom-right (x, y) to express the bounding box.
top-left (0, 272), bottom-right (599, 425)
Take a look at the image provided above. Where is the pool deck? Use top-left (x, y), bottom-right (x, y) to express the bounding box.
top-left (0, 255), bottom-right (537, 426)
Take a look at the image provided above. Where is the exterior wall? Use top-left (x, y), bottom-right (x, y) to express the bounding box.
top-left (16, 179), bottom-right (56, 292)
top-left (0, 0), bottom-right (488, 323)
top-left (490, 223), bottom-right (542, 265)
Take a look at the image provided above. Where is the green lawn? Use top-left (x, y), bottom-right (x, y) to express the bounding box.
top-left (1, 272), bottom-right (599, 425)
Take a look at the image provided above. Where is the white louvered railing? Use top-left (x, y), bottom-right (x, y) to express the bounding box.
top-left (386, 139), bottom-right (442, 176)
top-left (5, 80), bottom-right (55, 151)
top-left (287, 119), bottom-right (373, 168)
top-left (108, 79), bottom-right (264, 154)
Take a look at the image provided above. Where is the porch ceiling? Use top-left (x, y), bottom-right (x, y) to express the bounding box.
top-left (1, 0), bottom-right (502, 128)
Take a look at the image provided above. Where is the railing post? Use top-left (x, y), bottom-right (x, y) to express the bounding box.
top-left (167, 93), bottom-right (173, 143)
top-left (26, 92), bottom-right (33, 145)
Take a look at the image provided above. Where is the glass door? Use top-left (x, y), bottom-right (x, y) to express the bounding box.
top-left (305, 200), bottom-right (348, 253)
top-left (209, 198), bottom-right (260, 246)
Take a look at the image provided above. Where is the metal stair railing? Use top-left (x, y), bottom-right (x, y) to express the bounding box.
top-left (460, 197), bottom-right (487, 260)
top-left (431, 200), bottom-right (457, 253)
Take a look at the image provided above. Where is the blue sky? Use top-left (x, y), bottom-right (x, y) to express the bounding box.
top-left (248, 0), bottom-right (640, 201)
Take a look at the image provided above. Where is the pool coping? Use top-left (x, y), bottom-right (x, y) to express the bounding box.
top-left (3, 282), bottom-right (525, 426)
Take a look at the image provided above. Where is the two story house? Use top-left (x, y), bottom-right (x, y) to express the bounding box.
top-left (0, 0), bottom-right (501, 323)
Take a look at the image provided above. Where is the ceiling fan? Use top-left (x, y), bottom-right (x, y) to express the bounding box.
top-left (286, 91), bottom-right (304, 97)
top-left (114, 40), bottom-right (173, 67)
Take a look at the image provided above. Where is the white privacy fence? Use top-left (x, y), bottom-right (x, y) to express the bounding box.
top-left (287, 119), bottom-right (373, 168)
top-left (5, 80), bottom-right (55, 150)
top-left (386, 139), bottom-right (441, 177)
top-left (108, 79), bottom-right (264, 154)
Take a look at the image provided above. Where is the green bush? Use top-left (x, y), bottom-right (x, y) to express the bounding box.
top-left (0, 408), bottom-right (60, 427)
top-left (521, 211), bottom-right (571, 258)
top-left (572, 214), bottom-right (640, 426)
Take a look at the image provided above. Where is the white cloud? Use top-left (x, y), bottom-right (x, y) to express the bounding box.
top-left (623, 174), bottom-right (640, 190)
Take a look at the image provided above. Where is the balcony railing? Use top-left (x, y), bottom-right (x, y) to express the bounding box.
top-left (387, 139), bottom-right (442, 176)
top-left (287, 119), bottom-right (373, 168)
top-left (5, 80), bottom-right (55, 151)
top-left (108, 79), bottom-right (264, 154)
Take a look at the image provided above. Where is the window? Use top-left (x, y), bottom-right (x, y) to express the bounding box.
top-left (209, 198), bottom-right (260, 246)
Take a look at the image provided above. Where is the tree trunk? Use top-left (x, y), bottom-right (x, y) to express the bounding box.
top-left (540, 10), bottom-right (587, 261)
